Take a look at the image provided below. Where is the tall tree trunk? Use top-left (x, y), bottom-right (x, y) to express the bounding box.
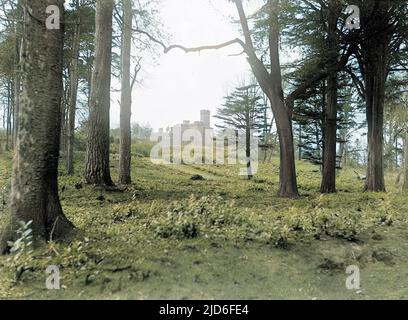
top-left (12, 1), bottom-right (22, 149)
top-left (298, 124), bottom-right (302, 160)
top-left (6, 82), bottom-right (12, 151)
top-left (267, 0), bottom-right (298, 197)
top-left (1, 0), bottom-right (74, 254)
top-left (245, 96), bottom-right (252, 180)
top-left (12, 73), bottom-right (20, 149)
top-left (320, 73), bottom-right (337, 193)
top-left (320, 3), bottom-right (339, 193)
top-left (362, 48), bottom-right (387, 192)
top-left (66, 20), bottom-right (81, 175)
top-left (357, 3), bottom-right (395, 192)
top-left (60, 91), bottom-right (67, 155)
top-left (403, 135), bottom-right (408, 191)
top-left (85, 0), bottom-right (114, 186)
top-left (364, 71), bottom-right (386, 192)
top-left (338, 131), bottom-right (347, 168)
top-left (232, 0), bottom-right (298, 197)
top-left (119, 0), bottom-right (132, 185)
top-left (274, 109), bottom-right (298, 197)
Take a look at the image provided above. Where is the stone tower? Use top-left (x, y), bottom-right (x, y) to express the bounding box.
top-left (200, 110), bottom-right (211, 128)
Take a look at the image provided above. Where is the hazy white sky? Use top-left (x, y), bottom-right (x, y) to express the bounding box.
top-left (110, 0), bottom-right (262, 130)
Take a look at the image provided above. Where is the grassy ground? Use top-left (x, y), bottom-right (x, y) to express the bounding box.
top-left (0, 150), bottom-right (408, 299)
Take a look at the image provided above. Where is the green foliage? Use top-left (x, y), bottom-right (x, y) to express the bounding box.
top-left (215, 83), bottom-right (268, 137)
top-left (108, 138), bottom-right (155, 158)
top-left (7, 220), bottom-right (33, 256)
top-left (132, 123), bottom-right (153, 140)
top-left (152, 195), bottom-right (244, 239)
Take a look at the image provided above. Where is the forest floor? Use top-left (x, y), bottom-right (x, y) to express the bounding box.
top-left (0, 150), bottom-right (408, 299)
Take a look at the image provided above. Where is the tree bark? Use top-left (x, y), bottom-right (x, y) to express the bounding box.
top-left (85, 0), bottom-right (114, 186)
top-left (338, 132), bottom-right (346, 168)
top-left (12, 1), bottom-right (22, 149)
top-left (403, 135), bottom-right (408, 190)
top-left (245, 94), bottom-right (252, 180)
top-left (320, 74), bottom-right (337, 193)
top-left (266, 0), bottom-right (298, 197)
top-left (6, 81), bottom-right (12, 151)
top-left (361, 44), bottom-right (387, 192)
top-left (273, 108), bottom-right (298, 197)
top-left (364, 70), bottom-right (386, 192)
top-left (12, 72), bottom-right (20, 149)
top-left (320, 2), bottom-right (339, 194)
top-left (66, 20), bottom-right (81, 175)
top-left (119, 0), bottom-right (132, 185)
top-left (1, 0), bottom-right (74, 254)
top-left (357, 2), bottom-right (396, 192)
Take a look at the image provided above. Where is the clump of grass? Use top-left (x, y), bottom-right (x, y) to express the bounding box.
top-left (152, 195), bottom-right (245, 239)
top-left (258, 193), bottom-right (404, 246)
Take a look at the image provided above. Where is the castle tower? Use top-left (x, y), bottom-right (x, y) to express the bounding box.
top-left (200, 110), bottom-right (211, 128)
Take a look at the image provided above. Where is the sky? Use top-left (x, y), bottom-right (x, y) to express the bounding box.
top-left (110, 0), bottom-right (262, 131)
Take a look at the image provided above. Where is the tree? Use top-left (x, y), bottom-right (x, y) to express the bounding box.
top-left (85, 0), bottom-right (114, 186)
top-left (384, 83), bottom-right (408, 189)
top-left (0, 0), bottom-right (22, 151)
top-left (214, 83), bottom-right (266, 179)
top-left (319, 0), bottom-right (341, 193)
top-left (66, 1), bottom-right (83, 175)
top-left (383, 76), bottom-right (407, 170)
top-left (258, 0), bottom-right (298, 197)
top-left (114, 0), bottom-right (164, 184)
top-left (119, 0), bottom-right (132, 185)
top-left (0, 33), bottom-right (14, 150)
top-left (351, 0), bottom-right (408, 191)
top-left (282, 0), bottom-right (348, 193)
top-left (233, 0), bottom-right (355, 196)
top-left (62, 2), bottom-right (95, 174)
top-left (293, 84), bottom-right (324, 166)
top-left (1, 0), bottom-right (74, 253)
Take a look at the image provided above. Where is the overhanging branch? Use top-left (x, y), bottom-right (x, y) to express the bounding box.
top-left (130, 27), bottom-right (246, 55)
top-left (163, 38), bottom-right (246, 54)
top-left (285, 44), bottom-right (357, 108)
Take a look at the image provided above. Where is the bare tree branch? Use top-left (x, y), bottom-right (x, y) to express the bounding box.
top-left (131, 57), bottom-right (142, 90)
top-left (164, 38), bottom-right (246, 54)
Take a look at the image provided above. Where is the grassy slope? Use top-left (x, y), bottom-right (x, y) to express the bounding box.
top-left (0, 150), bottom-right (407, 300)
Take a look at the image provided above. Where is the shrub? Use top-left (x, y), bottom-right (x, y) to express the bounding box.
top-left (152, 195), bottom-right (244, 239)
top-left (7, 220), bottom-right (33, 257)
